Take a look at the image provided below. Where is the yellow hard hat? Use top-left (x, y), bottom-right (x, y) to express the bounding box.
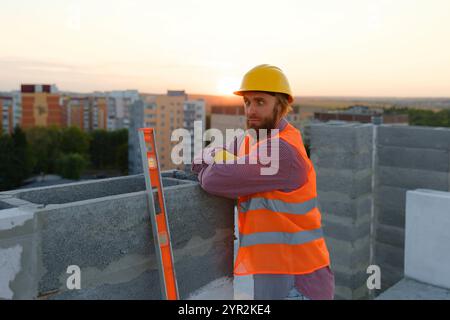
top-left (234, 64), bottom-right (294, 103)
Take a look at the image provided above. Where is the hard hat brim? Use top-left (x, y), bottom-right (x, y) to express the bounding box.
top-left (233, 89), bottom-right (294, 104)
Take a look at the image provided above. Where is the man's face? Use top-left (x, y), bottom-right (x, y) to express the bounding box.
top-left (243, 91), bottom-right (280, 130)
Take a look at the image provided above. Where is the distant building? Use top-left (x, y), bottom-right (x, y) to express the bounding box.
top-left (341, 105), bottom-right (381, 114)
top-left (128, 99), bottom-right (145, 174)
top-left (60, 94), bottom-right (110, 131)
top-left (62, 96), bottom-right (91, 130)
top-left (20, 84), bottom-right (63, 129)
top-left (59, 89), bottom-right (141, 132)
top-left (106, 90), bottom-right (139, 130)
top-left (129, 91), bottom-right (190, 174)
top-left (106, 96), bottom-right (117, 130)
top-left (167, 90), bottom-right (187, 97)
top-left (92, 96), bottom-right (108, 130)
top-left (0, 93), bottom-right (21, 134)
top-left (314, 105), bottom-right (409, 124)
top-left (184, 99), bottom-right (206, 163)
top-left (152, 91), bottom-right (186, 171)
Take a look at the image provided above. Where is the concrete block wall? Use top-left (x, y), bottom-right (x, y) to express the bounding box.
top-left (0, 172), bottom-right (235, 299)
top-left (374, 125), bottom-right (450, 293)
top-left (309, 122), bottom-right (450, 299)
top-left (309, 122), bottom-right (374, 300)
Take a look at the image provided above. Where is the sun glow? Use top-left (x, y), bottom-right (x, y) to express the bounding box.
top-left (216, 77), bottom-right (241, 96)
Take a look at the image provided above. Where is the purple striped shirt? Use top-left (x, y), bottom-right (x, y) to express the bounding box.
top-left (192, 118), bottom-right (335, 300)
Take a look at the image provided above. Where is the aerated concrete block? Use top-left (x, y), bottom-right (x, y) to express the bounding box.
top-left (376, 224), bottom-right (405, 249)
top-left (375, 242), bottom-right (404, 270)
top-left (322, 219), bottom-right (371, 243)
top-left (374, 263), bottom-right (404, 293)
top-left (376, 185), bottom-right (407, 213)
top-left (327, 238), bottom-right (371, 272)
top-left (35, 192), bottom-right (154, 295)
top-left (316, 168), bottom-right (372, 198)
top-left (405, 189), bottom-right (450, 290)
top-left (377, 166), bottom-right (449, 191)
top-left (376, 207), bottom-right (405, 229)
top-left (310, 149), bottom-right (372, 170)
top-left (333, 269), bottom-right (371, 291)
top-left (378, 125), bottom-right (450, 150)
top-left (318, 193), bottom-right (372, 222)
top-left (378, 146), bottom-right (449, 172)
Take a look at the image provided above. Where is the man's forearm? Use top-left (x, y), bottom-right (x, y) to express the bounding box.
top-left (193, 137), bottom-right (307, 199)
top-left (198, 155), bottom-right (303, 199)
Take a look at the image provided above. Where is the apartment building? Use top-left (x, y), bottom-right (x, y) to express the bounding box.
top-left (20, 84), bottom-right (63, 129)
top-left (0, 95), bottom-right (15, 134)
top-left (129, 90), bottom-right (208, 174)
top-left (184, 99), bottom-right (206, 162)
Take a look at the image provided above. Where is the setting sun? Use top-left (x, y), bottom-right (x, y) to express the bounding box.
top-left (216, 77), bottom-right (241, 96)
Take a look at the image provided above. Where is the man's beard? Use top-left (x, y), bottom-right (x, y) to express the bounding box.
top-left (246, 107), bottom-right (280, 140)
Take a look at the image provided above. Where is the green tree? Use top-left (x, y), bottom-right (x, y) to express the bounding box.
top-left (11, 126), bottom-right (33, 184)
top-left (111, 129), bottom-right (128, 168)
top-left (382, 107), bottom-right (450, 128)
top-left (55, 153), bottom-right (87, 180)
top-left (0, 127), bottom-right (33, 191)
top-left (26, 126), bottom-right (62, 174)
top-left (116, 143), bottom-right (128, 175)
top-left (88, 128), bottom-right (128, 170)
top-left (89, 129), bottom-right (110, 169)
top-left (436, 109), bottom-right (450, 127)
top-left (60, 126), bottom-right (89, 156)
top-left (0, 133), bottom-right (16, 190)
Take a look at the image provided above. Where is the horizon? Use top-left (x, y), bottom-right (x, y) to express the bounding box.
top-left (1, 0), bottom-right (450, 97)
top-left (3, 85), bottom-right (450, 100)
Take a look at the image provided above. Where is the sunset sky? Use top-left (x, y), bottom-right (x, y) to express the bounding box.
top-left (1, 0), bottom-right (449, 97)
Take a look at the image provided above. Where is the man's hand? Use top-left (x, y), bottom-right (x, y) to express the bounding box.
top-left (193, 146), bottom-right (222, 165)
top-left (213, 149), bottom-right (237, 163)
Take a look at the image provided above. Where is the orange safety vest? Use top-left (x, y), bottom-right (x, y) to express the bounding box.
top-left (234, 122), bottom-right (331, 275)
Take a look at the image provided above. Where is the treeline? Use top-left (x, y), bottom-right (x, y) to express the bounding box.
top-left (383, 107), bottom-right (450, 127)
top-left (408, 108), bottom-right (450, 127)
top-left (0, 126), bottom-right (128, 191)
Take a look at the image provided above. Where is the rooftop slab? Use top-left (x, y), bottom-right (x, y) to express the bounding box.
top-left (376, 278), bottom-right (450, 300)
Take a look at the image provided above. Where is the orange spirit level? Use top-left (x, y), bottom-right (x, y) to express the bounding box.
top-left (138, 128), bottom-right (179, 300)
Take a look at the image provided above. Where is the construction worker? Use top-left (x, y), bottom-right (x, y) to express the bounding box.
top-left (192, 64), bottom-right (335, 300)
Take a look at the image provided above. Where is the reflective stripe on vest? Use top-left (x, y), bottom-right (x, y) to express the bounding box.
top-left (240, 197), bottom-right (318, 215)
top-left (239, 228), bottom-right (324, 247)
